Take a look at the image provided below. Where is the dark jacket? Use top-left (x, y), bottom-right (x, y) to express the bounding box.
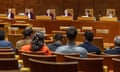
top-left (104, 47), bottom-right (120, 54)
top-left (25, 12), bottom-right (35, 19)
top-left (46, 13), bottom-right (54, 20)
top-left (79, 42), bottom-right (101, 54)
top-left (47, 41), bottom-right (62, 51)
top-left (8, 13), bottom-right (14, 19)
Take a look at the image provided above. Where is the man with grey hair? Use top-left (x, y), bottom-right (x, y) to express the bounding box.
top-left (104, 36), bottom-right (120, 54)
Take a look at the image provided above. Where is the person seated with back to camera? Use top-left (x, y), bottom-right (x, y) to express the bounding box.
top-left (63, 9), bottom-right (72, 16)
top-left (0, 30), bottom-right (14, 50)
top-left (47, 33), bottom-right (63, 51)
top-left (25, 9), bottom-right (35, 19)
top-left (46, 9), bottom-right (54, 20)
top-left (104, 36), bottom-right (120, 54)
top-left (16, 27), bottom-right (33, 50)
top-left (7, 8), bottom-right (14, 19)
top-left (78, 31), bottom-right (101, 54)
top-left (55, 26), bottom-right (88, 58)
top-left (20, 31), bottom-right (51, 55)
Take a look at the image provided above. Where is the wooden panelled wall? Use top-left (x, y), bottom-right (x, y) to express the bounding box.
top-left (0, 0), bottom-right (120, 19)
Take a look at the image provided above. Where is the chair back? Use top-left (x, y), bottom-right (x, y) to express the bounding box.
top-left (88, 53), bottom-right (120, 71)
top-left (0, 58), bottom-right (18, 70)
top-left (112, 58), bottom-right (120, 72)
top-left (65, 56), bottom-right (103, 72)
top-left (0, 52), bottom-right (15, 58)
top-left (21, 53), bottom-right (56, 67)
top-left (92, 37), bottom-right (104, 52)
top-left (29, 58), bottom-right (78, 72)
top-left (52, 52), bottom-right (80, 62)
top-left (18, 50), bottom-right (44, 59)
top-left (0, 48), bottom-right (13, 52)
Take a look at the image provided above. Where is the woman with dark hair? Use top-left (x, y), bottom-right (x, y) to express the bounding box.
top-left (21, 32), bottom-right (51, 55)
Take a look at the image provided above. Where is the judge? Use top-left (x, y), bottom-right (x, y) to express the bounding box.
top-left (46, 9), bottom-right (54, 20)
top-left (85, 10), bottom-right (92, 17)
top-left (108, 11), bottom-right (114, 18)
top-left (25, 9), bottom-right (35, 19)
top-left (7, 8), bottom-right (14, 19)
top-left (64, 9), bottom-right (72, 16)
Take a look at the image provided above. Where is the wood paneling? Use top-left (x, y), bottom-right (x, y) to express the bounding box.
top-left (3, 19), bottom-right (120, 43)
top-left (0, 0), bottom-right (13, 13)
top-left (0, 0), bottom-right (120, 20)
top-left (13, 0), bottom-right (25, 14)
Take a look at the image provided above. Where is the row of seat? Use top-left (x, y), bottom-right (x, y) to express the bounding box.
top-left (1, 48), bottom-right (120, 72)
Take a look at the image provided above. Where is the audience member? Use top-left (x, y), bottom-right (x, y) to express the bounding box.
top-left (7, 8), bottom-right (14, 19)
top-left (55, 26), bottom-right (87, 58)
top-left (104, 36), bottom-right (120, 54)
top-left (48, 33), bottom-right (63, 51)
top-left (16, 27), bottom-right (33, 49)
top-left (0, 30), bottom-right (13, 48)
top-left (78, 31), bottom-right (101, 54)
top-left (21, 31), bottom-right (51, 55)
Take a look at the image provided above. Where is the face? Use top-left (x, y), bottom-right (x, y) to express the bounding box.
top-left (64, 9), bottom-right (68, 14)
top-left (27, 9), bottom-right (31, 13)
top-left (47, 9), bottom-right (51, 14)
top-left (8, 9), bottom-right (12, 13)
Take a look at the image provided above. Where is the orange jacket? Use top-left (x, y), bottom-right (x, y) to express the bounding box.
top-left (21, 44), bottom-right (51, 55)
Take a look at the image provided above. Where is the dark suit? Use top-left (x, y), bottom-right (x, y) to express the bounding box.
top-left (78, 42), bottom-right (101, 54)
top-left (46, 13), bottom-right (54, 20)
top-left (8, 13), bottom-right (14, 19)
top-left (47, 41), bottom-right (62, 51)
top-left (104, 47), bottom-right (120, 54)
top-left (25, 12), bottom-right (35, 19)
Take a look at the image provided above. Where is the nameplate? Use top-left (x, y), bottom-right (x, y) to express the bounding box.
top-left (60, 26), bottom-right (69, 30)
top-left (8, 27), bottom-right (19, 30)
top-left (96, 29), bottom-right (109, 34)
top-left (82, 26), bottom-right (93, 30)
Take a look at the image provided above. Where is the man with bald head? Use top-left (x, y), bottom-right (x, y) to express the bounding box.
top-left (104, 36), bottom-right (120, 54)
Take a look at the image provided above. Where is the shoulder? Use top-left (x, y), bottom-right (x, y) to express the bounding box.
top-left (104, 49), bottom-right (115, 54)
top-left (55, 45), bottom-right (66, 52)
top-left (16, 40), bottom-right (23, 44)
top-left (76, 46), bottom-right (87, 52)
top-left (3, 40), bottom-right (12, 44)
top-left (42, 45), bottom-right (49, 50)
top-left (75, 47), bottom-right (88, 58)
top-left (21, 44), bottom-right (31, 52)
top-left (57, 45), bottom-right (66, 49)
top-left (21, 44), bottom-right (31, 49)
